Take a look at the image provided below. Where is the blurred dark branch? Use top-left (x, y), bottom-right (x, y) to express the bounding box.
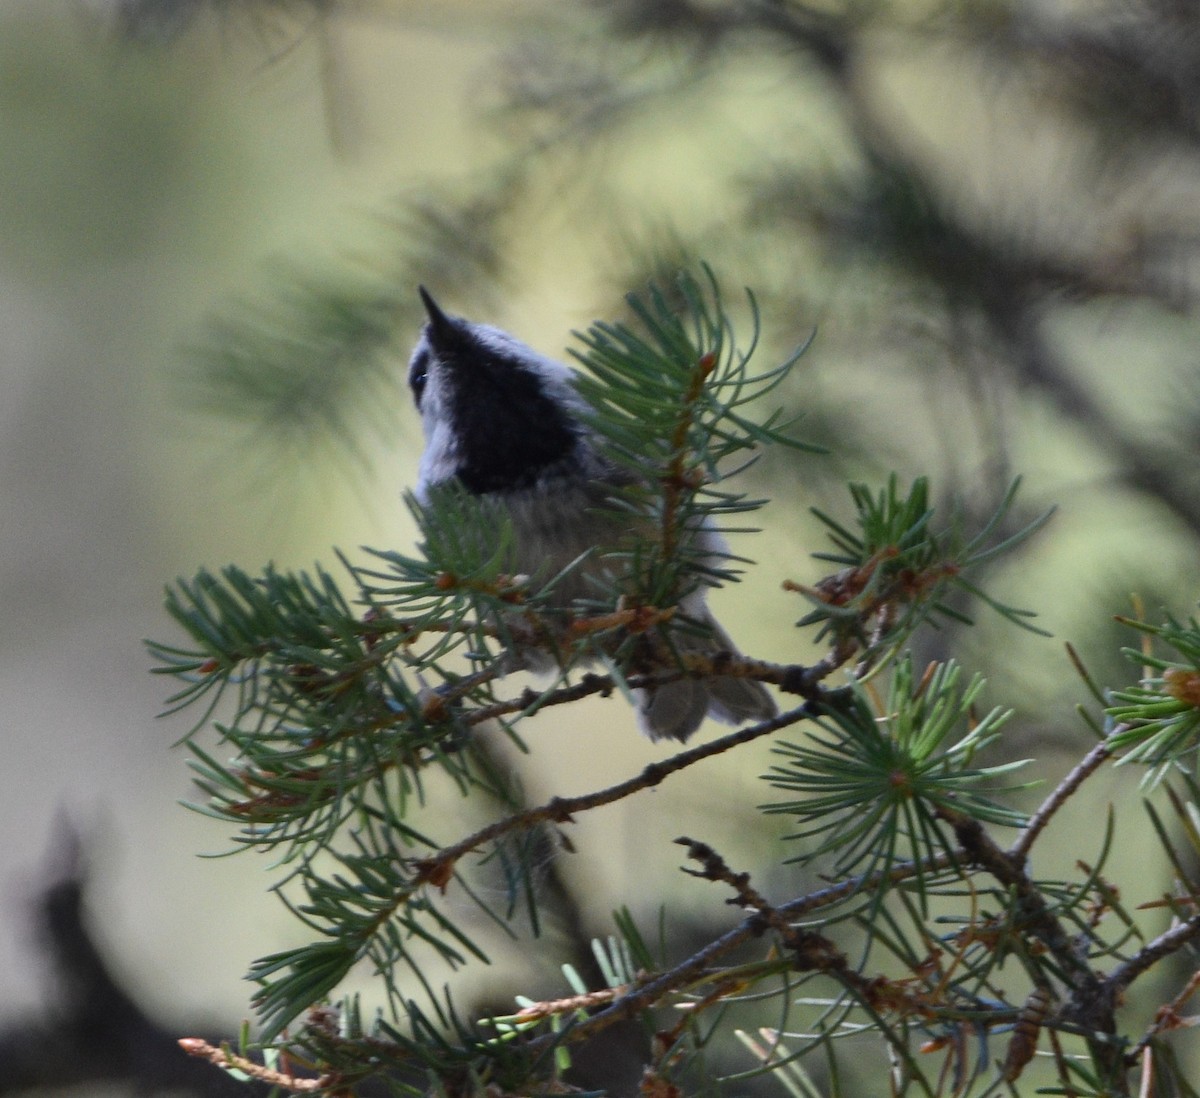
top-left (466, 732), bottom-right (652, 1094)
top-left (748, 0), bottom-right (854, 76)
top-left (746, 3), bottom-right (1200, 540)
top-left (986, 299), bottom-right (1200, 540)
top-left (103, 0), bottom-right (334, 43)
top-left (0, 831), bottom-right (263, 1096)
top-left (1013, 4), bottom-right (1200, 147)
top-left (605, 1), bottom-right (1200, 550)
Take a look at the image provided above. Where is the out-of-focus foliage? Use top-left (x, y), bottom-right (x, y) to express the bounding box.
top-left (34, 0), bottom-right (1200, 1094)
top-left (158, 0), bottom-right (1200, 601)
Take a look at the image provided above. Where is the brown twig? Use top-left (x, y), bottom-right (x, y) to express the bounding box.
top-left (178, 1038), bottom-right (327, 1093)
top-left (1107, 914), bottom-right (1200, 1008)
top-left (461, 651), bottom-right (838, 729)
top-left (676, 837), bottom-right (775, 913)
top-left (943, 807), bottom-right (1094, 983)
top-left (1126, 968), bottom-right (1200, 1063)
top-left (514, 987), bottom-right (627, 1021)
top-left (413, 702), bottom-right (815, 888)
top-left (1010, 738), bottom-right (1113, 860)
top-left (519, 845), bottom-right (964, 1057)
top-left (938, 805), bottom-right (1128, 1085)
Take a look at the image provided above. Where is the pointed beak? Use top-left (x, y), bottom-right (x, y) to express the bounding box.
top-left (418, 286), bottom-right (454, 339)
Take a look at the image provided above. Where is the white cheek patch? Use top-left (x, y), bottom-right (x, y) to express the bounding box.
top-left (415, 378), bottom-right (460, 500)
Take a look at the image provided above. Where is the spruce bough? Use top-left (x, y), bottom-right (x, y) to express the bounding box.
top-left (153, 270), bottom-right (1200, 1096)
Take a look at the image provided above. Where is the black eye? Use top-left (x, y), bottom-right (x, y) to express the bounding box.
top-left (408, 349), bottom-right (430, 408)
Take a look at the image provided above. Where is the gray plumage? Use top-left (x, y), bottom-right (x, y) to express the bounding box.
top-left (407, 288), bottom-right (777, 742)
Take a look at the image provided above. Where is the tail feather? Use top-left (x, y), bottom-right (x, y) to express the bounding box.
top-left (635, 679), bottom-right (711, 743)
top-left (705, 673), bottom-right (778, 727)
top-left (634, 611), bottom-right (777, 742)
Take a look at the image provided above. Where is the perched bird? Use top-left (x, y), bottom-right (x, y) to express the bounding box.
top-left (407, 287), bottom-right (776, 741)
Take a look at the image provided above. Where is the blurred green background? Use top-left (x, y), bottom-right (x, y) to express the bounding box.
top-left (3, 0), bottom-right (1200, 1092)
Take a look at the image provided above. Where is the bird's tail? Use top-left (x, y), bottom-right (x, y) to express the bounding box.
top-left (634, 612), bottom-right (777, 743)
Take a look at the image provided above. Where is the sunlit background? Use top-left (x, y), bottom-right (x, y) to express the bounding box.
top-left (3, 0), bottom-right (1200, 1092)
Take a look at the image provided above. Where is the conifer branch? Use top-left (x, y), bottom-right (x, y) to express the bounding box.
top-left (1011, 739), bottom-right (1114, 860)
top-left (147, 264), bottom-right (1200, 1096)
top-left (178, 1039), bottom-right (327, 1093)
top-left (414, 702), bottom-right (820, 890)
top-left (1106, 914), bottom-right (1200, 1006)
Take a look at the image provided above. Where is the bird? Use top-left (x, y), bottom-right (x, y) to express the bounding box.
top-left (406, 286), bottom-right (777, 742)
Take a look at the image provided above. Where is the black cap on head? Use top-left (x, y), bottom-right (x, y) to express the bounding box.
top-left (410, 292), bottom-right (582, 494)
